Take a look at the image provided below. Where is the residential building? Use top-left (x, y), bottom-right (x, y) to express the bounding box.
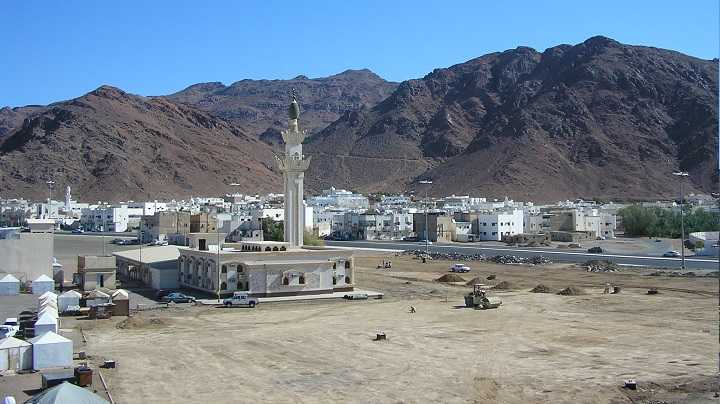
top-left (77, 255), bottom-right (116, 291)
top-left (413, 212), bottom-right (454, 243)
top-left (474, 210), bottom-right (524, 241)
top-left (80, 205), bottom-right (130, 232)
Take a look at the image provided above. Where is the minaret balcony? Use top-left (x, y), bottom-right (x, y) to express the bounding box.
top-left (274, 154), bottom-right (311, 172)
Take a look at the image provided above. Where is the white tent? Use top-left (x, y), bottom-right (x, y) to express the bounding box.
top-left (39, 291), bottom-right (58, 302)
top-left (86, 290), bottom-right (110, 307)
top-left (38, 306), bottom-right (59, 320)
top-left (38, 299), bottom-right (57, 311)
top-left (25, 381), bottom-right (110, 404)
top-left (32, 275), bottom-right (55, 295)
top-left (0, 274), bottom-right (20, 296)
top-left (29, 331), bottom-right (72, 370)
top-left (0, 337), bottom-right (32, 371)
top-left (35, 312), bottom-right (59, 335)
top-left (58, 290), bottom-right (81, 312)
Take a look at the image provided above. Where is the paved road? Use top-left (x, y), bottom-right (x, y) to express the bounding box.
top-left (326, 240), bottom-right (720, 271)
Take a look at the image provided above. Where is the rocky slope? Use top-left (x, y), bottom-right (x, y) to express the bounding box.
top-left (165, 69), bottom-right (398, 145)
top-left (306, 36), bottom-right (718, 201)
top-left (0, 86), bottom-right (281, 201)
top-left (0, 106), bottom-right (45, 138)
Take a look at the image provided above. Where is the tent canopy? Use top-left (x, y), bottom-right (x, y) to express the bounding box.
top-left (0, 274), bottom-right (20, 283)
top-left (29, 330), bottom-right (70, 345)
top-left (39, 291), bottom-right (58, 300)
top-left (35, 312), bottom-right (58, 325)
top-left (34, 275), bottom-right (54, 283)
top-left (60, 290), bottom-right (82, 298)
top-left (111, 289), bottom-right (129, 300)
top-left (25, 381), bottom-right (110, 404)
top-left (0, 336), bottom-right (31, 349)
top-left (87, 290), bottom-right (110, 299)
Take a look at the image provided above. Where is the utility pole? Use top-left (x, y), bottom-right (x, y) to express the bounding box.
top-left (46, 180), bottom-right (55, 220)
top-left (419, 180), bottom-right (433, 257)
top-left (673, 171), bottom-right (689, 271)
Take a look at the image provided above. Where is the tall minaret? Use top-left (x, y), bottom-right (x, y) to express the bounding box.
top-left (275, 91), bottom-right (311, 248)
top-left (65, 186), bottom-right (72, 210)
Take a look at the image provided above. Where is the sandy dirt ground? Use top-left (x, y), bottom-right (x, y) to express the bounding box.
top-left (77, 255), bottom-right (718, 404)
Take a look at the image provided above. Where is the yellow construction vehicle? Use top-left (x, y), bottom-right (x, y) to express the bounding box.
top-left (464, 284), bottom-right (502, 309)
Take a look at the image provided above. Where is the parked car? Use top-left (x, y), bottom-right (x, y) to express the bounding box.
top-left (162, 293), bottom-right (196, 304)
top-left (402, 236), bottom-right (418, 242)
top-left (662, 250), bottom-right (680, 257)
top-left (587, 247), bottom-right (604, 254)
top-left (155, 289), bottom-right (175, 299)
top-left (1, 318), bottom-right (19, 338)
top-left (344, 293), bottom-right (368, 300)
top-left (450, 263), bottom-right (471, 273)
top-left (568, 243), bottom-right (583, 248)
top-left (71, 229), bottom-right (85, 234)
top-left (150, 240), bottom-right (169, 246)
top-left (222, 292), bottom-right (258, 308)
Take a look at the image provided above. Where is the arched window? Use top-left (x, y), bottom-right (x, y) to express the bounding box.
top-left (273, 246), bottom-right (278, 251)
top-left (344, 261), bottom-right (351, 269)
top-left (299, 275), bottom-right (305, 285)
top-left (345, 276), bottom-right (350, 284)
top-left (265, 247), bottom-right (271, 251)
top-left (280, 246), bottom-right (286, 251)
top-left (282, 276), bottom-right (289, 286)
top-left (221, 265), bottom-right (227, 274)
top-left (221, 282), bottom-right (227, 290)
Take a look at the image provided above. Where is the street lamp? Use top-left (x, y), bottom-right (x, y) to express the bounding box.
top-left (673, 171), bottom-right (689, 271)
top-left (419, 180), bottom-right (433, 256)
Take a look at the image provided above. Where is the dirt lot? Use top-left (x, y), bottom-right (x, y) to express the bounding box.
top-left (78, 255), bottom-right (718, 403)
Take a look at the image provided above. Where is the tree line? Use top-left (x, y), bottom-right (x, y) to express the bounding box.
top-left (619, 205), bottom-right (719, 238)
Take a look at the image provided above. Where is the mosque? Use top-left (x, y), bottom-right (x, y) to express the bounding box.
top-left (177, 94), bottom-right (355, 297)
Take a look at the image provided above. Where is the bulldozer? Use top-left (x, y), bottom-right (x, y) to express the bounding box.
top-left (464, 284), bottom-right (502, 310)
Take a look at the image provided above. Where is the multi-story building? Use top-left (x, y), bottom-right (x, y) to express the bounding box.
top-left (474, 210), bottom-right (524, 241)
top-left (413, 212), bottom-right (454, 243)
top-left (307, 187), bottom-right (369, 210)
top-left (80, 205), bottom-right (130, 232)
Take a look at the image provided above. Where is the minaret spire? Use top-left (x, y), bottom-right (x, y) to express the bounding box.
top-left (274, 90), bottom-right (311, 248)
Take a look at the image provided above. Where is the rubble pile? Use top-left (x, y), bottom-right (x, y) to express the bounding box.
top-left (557, 286), bottom-right (586, 296)
top-left (403, 250), bottom-right (552, 266)
top-left (584, 260), bottom-right (621, 273)
top-left (488, 255), bottom-right (552, 265)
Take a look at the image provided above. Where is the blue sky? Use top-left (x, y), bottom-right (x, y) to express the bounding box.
top-left (1, 0), bottom-right (718, 106)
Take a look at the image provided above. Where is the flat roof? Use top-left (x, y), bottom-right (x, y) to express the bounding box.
top-left (241, 259), bottom-right (334, 266)
top-left (113, 245), bottom-right (180, 264)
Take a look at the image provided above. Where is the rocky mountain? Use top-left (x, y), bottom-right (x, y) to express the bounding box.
top-left (0, 106), bottom-right (45, 138)
top-left (0, 86), bottom-right (281, 201)
top-left (165, 69), bottom-right (398, 145)
top-left (306, 37), bottom-right (718, 201)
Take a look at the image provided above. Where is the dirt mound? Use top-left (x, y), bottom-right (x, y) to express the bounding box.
top-left (492, 281), bottom-right (515, 290)
top-left (465, 277), bottom-right (486, 286)
top-left (116, 316), bottom-right (169, 329)
top-left (436, 273), bottom-right (466, 283)
top-left (530, 284), bottom-right (553, 293)
top-left (557, 286), bottom-right (586, 296)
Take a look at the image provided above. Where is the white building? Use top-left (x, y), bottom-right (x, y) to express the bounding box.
top-left (475, 210), bottom-right (524, 241)
top-left (307, 187), bottom-right (369, 210)
top-left (80, 205), bottom-right (130, 232)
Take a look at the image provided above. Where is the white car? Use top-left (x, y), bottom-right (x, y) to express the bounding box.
top-left (1, 318), bottom-right (19, 338)
top-left (223, 292), bottom-right (258, 308)
top-left (662, 251), bottom-right (680, 257)
top-left (450, 264), bottom-right (471, 273)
